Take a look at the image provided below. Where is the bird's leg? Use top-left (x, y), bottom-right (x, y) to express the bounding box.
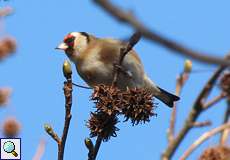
top-left (114, 63), bottom-right (132, 79)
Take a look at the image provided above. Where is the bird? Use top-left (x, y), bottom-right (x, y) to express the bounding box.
top-left (56, 32), bottom-right (180, 108)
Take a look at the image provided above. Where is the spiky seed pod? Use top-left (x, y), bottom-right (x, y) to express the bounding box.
top-left (122, 88), bottom-right (156, 125)
top-left (199, 145), bottom-right (230, 160)
top-left (91, 85), bottom-right (123, 115)
top-left (3, 117), bottom-right (21, 138)
top-left (220, 72), bottom-right (230, 95)
top-left (87, 112), bottom-right (119, 142)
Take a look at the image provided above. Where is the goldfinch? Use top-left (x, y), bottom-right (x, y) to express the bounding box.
top-left (56, 32), bottom-right (179, 107)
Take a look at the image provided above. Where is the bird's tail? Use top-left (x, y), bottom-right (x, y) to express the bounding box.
top-left (144, 75), bottom-right (180, 108)
top-left (154, 87), bottom-right (180, 108)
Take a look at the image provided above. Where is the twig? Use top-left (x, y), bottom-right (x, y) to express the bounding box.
top-left (93, 136), bottom-right (103, 160)
top-left (72, 82), bottom-right (92, 89)
top-left (112, 31), bottom-right (141, 86)
top-left (85, 138), bottom-right (94, 160)
top-left (45, 61), bottom-right (73, 160)
top-left (220, 98), bottom-right (230, 145)
top-left (44, 124), bottom-right (60, 143)
top-left (162, 63), bottom-right (228, 160)
top-left (58, 75), bottom-right (73, 160)
top-left (192, 121), bottom-right (212, 128)
top-left (93, 0), bottom-right (230, 66)
top-left (202, 92), bottom-right (227, 110)
top-left (180, 123), bottom-right (230, 160)
top-left (168, 72), bottom-right (189, 143)
top-left (33, 139), bottom-right (46, 160)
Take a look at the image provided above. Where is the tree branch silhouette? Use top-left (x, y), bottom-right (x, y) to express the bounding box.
top-left (93, 0), bottom-right (230, 66)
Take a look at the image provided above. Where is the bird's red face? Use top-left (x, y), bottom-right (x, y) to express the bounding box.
top-left (63, 34), bottom-right (75, 49)
top-left (55, 33), bottom-right (76, 52)
top-left (56, 32), bottom-right (89, 56)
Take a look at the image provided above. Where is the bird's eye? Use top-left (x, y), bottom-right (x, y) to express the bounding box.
top-left (64, 35), bottom-right (75, 47)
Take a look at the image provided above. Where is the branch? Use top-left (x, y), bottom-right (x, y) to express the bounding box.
top-left (93, 136), bottom-right (103, 160)
top-left (192, 121), bottom-right (212, 128)
top-left (45, 60), bottom-right (73, 160)
top-left (72, 82), bottom-right (92, 89)
top-left (112, 31), bottom-right (141, 87)
top-left (58, 76), bottom-right (73, 160)
top-left (168, 72), bottom-right (189, 143)
top-left (220, 98), bottom-right (230, 145)
top-left (202, 92), bottom-right (227, 110)
top-left (33, 139), bottom-right (46, 160)
top-left (93, 0), bottom-right (230, 66)
top-left (162, 61), bottom-right (228, 159)
top-left (180, 123), bottom-right (230, 160)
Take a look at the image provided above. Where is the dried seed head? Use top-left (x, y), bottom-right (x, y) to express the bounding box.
top-left (2, 117), bottom-right (21, 137)
top-left (0, 37), bottom-right (16, 60)
top-left (0, 88), bottom-right (11, 106)
top-left (0, 6), bottom-right (13, 17)
top-left (199, 145), bottom-right (230, 160)
top-left (91, 85), bottom-right (122, 115)
top-left (220, 72), bottom-right (230, 95)
top-left (122, 88), bottom-right (157, 125)
top-left (87, 112), bottom-right (119, 142)
top-left (88, 85), bottom-right (157, 141)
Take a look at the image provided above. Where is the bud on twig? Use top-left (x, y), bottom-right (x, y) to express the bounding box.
top-left (184, 59), bottom-right (192, 73)
top-left (63, 60), bottom-right (72, 79)
top-left (84, 138), bottom-right (94, 151)
top-left (44, 123), bottom-right (53, 134)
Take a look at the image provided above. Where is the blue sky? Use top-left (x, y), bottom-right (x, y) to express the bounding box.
top-left (0, 0), bottom-right (229, 159)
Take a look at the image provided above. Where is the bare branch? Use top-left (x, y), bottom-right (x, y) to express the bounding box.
top-left (33, 139), bottom-right (46, 160)
top-left (168, 72), bottom-right (189, 143)
top-left (92, 136), bottom-right (103, 160)
top-left (180, 123), bottom-right (230, 160)
top-left (72, 82), bottom-right (92, 89)
top-left (45, 61), bottom-right (73, 160)
top-left (220, 98), bottom-right (230, 145)
top-left (112, 31), bottom-right (141, 87)
top-left (58, 74), bottom-right (73, 160)
top-left (202, 92), bottom-right (227, 110)
top-left (44, 124), bottom-right (60, 143)
top-left (192, 121), bottom-right (212, 128)
top-left (93, 0), bottom-right (230, 66)
top-left (162, 61), bottom-right (228, 159)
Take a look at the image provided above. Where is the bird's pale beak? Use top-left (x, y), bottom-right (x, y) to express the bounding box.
top-left (55, 42), bottom-right (68, 50)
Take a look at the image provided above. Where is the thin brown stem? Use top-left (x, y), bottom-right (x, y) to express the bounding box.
top-left (202, 92), bottom-right (227, 110)
top-left (45, 124), bottom-right (60, 144)
top-left (58, 77), bottom-right (73, 160)
top-left (220, 98), bottom-right (230, 145)
top-left (192, 121), bottom-right (212, 128)
top-left (72, 82), bottom-right (92, 89)
top-left (112, 31), bottom-right (141, 87)
top-left (180, 123), bottom-right (230, 160)
top-left (93, 0), bottom-right (230, 66)
top-left (162, 64), bottom-right (228, 160)
top-left (33, 139), bottom-right (46, 160)
top-left (93, 136), bottom-right (102, 160)
top-left (168, 73), bottom-right (189, 143)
